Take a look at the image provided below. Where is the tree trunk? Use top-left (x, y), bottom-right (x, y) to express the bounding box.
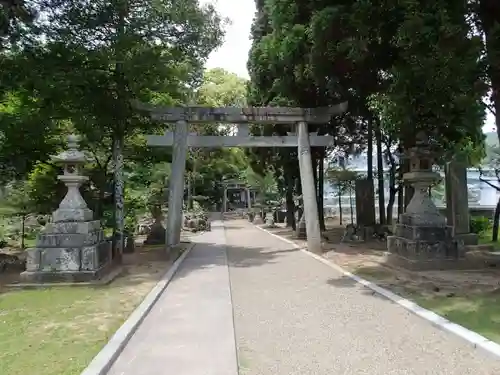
top-left (312, 150), bottom-right (318, 201)
top-left (367, 116), bottom-right (373, 180)
top-left (349, 185), bottom-right (354, 224)
top-left (311, 151), bottom-right (324, 228)
top-left (397, 144), bottom-right (404, 217)
top-left (338, 187), bottom-right (343, 225)
top-left (375, 119), bottom-right (385, 224)
top-left (97, 182), bottom-right (106, 218)
top-left (21, 214), bottom-right (26, 250)
top-left (493, 196), bottom-right (500, 242)
top-left (317, 150), bottom-right (326, 231)
top-left (478, 1), bottom-right (500, 143)
top-left (91, 169), bottom-right (108, 218)
top-left (295, 169), bottom-right (302, 224)
top-left (112, 135), bottom-right (124, 261)
top-left (285, 173), bottom-right (296, 231)
top-left (111, 0), bottom-right (127, 262)
top-left (387, 173), bottom-right (397, 227)
top-left (187, 173), bottom-right (193, 210)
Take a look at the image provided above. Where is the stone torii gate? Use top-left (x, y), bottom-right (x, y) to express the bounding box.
top-left (138, 102), bottom-right (348, 254)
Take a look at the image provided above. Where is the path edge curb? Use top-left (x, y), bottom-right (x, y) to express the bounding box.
top-left (253, 224), bottom-right (500, 360)
top-left (80, 242), bottom-right (195, 375)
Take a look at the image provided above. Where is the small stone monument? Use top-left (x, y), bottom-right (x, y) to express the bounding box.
top-left (445, 160), bottom-right (478, 249)
top-left (387, 133), bottom-right (458, 270)
top-left (264, 211), bottom-right (275, 227)
top-left (354, 178), bottom-right (376, 239)
top-left (21, 135), bottom-right (113, 283)
top-left (295, 196), bottom-right (307, 239)
top-left (144, 205), bottom-right (166, 244)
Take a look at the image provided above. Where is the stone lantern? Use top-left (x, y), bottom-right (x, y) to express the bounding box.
top-left (51, 134), bottom-right (93, 223)
top-left (21, 134), bottom-right (113, 283)
top-left (402, 133), bottom-right (446, 226)
top-left (387, 132), bottom-right (457, 270)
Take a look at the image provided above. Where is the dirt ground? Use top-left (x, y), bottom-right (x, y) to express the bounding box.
top-left (264, 219), bottom-right (500, 300)
top-left (0, 232), bottom-right (197, 291)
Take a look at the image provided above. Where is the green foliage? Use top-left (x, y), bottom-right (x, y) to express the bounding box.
top-left (431, 180), bottom-right (445, 204)
top-left (2, 180), bottom-right (32, 214)
top-left (470, 216), bottom-right (491, 235)
top-left (196, 68), bottom-right (247, 107)
top-left (0, 0), bottom-right (239, 234)
top-left (241, 166), bottom-right (280, 206)
top-left (0, 91), bottom-right (63, 182)
top-left (369, 0), bottom-right (485, 151)
top-left (245, 0), bottom-right (490, 214)
top-left (25, 162), bottom-right (64, 214)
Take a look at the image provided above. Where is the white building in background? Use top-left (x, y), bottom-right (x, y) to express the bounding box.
top-left (324, 153), bottom-right (500, 219)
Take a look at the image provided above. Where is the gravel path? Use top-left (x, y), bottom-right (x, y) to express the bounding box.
top-left (225, 219), bottom-right (500, 375)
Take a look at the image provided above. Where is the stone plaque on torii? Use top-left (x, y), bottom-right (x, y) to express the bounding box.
top-left (137, 102), bottom-right (348, 254)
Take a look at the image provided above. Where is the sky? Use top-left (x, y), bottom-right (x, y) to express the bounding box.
top-left (201, 0), bottom-right (496, 132)
top-left (202, 0), bottom-right (255, 79)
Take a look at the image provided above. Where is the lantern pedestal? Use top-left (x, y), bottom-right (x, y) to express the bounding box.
top-left (20, 135), bottom-right (114, 284)
top-left (386, 134), bottom-right (459, 270)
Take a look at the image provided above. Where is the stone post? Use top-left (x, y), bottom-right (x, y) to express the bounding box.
top-left (445, 161), bottom-right (477, 246)
top-left (144, 205), bottom-right (166, 245)
top-left (246, 188), bottom-right (252, 210)
top-left (354, 178), bottom-right (376, 238)
top-left (296, 211), bottom-right (307, 239)
top-left (166, 120), bottom-right (189, 247)
top-left (223, 185), bottom-right (228, 212)
top-left (297, 121), bottom-right (322, 253)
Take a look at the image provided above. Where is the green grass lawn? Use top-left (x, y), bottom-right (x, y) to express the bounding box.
top-left (354, 266), bottom-right (500, 344)
top-left (0, 262), bottom-right (168, 375)
top-left (0, 288), bottom-right (120, 375)
top-left (478, 229), bottom-right (500, 249)
top-left (415, 293), bottom-right (500, 343)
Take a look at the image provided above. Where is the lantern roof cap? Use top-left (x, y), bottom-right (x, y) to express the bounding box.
top-left (52, 134), bottom-right (87, 164)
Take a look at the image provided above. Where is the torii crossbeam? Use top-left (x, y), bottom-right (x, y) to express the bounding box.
top-left (138, 102), bottom-right (348, 253)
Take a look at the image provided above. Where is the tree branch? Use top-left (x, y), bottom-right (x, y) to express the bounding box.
top-left (479, 176), bottom-right (500, 191)
top-left (486, 103), bottom-right (496, 116)
top-left (85, 145), bottom-right (104, 170)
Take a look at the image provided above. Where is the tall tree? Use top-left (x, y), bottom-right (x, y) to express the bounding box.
top-left (24, 0), bottom-right (224, 256)
top-left (473, 0), bottom-right (500, 144)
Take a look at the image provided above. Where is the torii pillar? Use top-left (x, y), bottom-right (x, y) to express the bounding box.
top-left (166, 120), bottom-right (189, 247)
top-left (297, 121), bottom-right (322, 253)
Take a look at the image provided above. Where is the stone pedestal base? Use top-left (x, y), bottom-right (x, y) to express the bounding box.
top-left (144, 221), bottom-right (166, 245)
top-left (123, 236), bottom-right (135, 254)
top-left (20, 260), bottom-right (113, 283)
top-left (385, 249), bottom-right (500, 271)
top-left (455, 233), bottom-right (478, 247)
top-left (386, 209), bottom-right (463, 270)
top-left (23, 219), bottom-right (113, 284)
top-left (296, 220), bottom-right (307, 239)
top-left (357, 225), bottom-right (374, 241)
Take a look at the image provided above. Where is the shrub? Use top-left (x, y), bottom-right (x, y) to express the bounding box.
top-left (470, 216), bottom-right (491, 235)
